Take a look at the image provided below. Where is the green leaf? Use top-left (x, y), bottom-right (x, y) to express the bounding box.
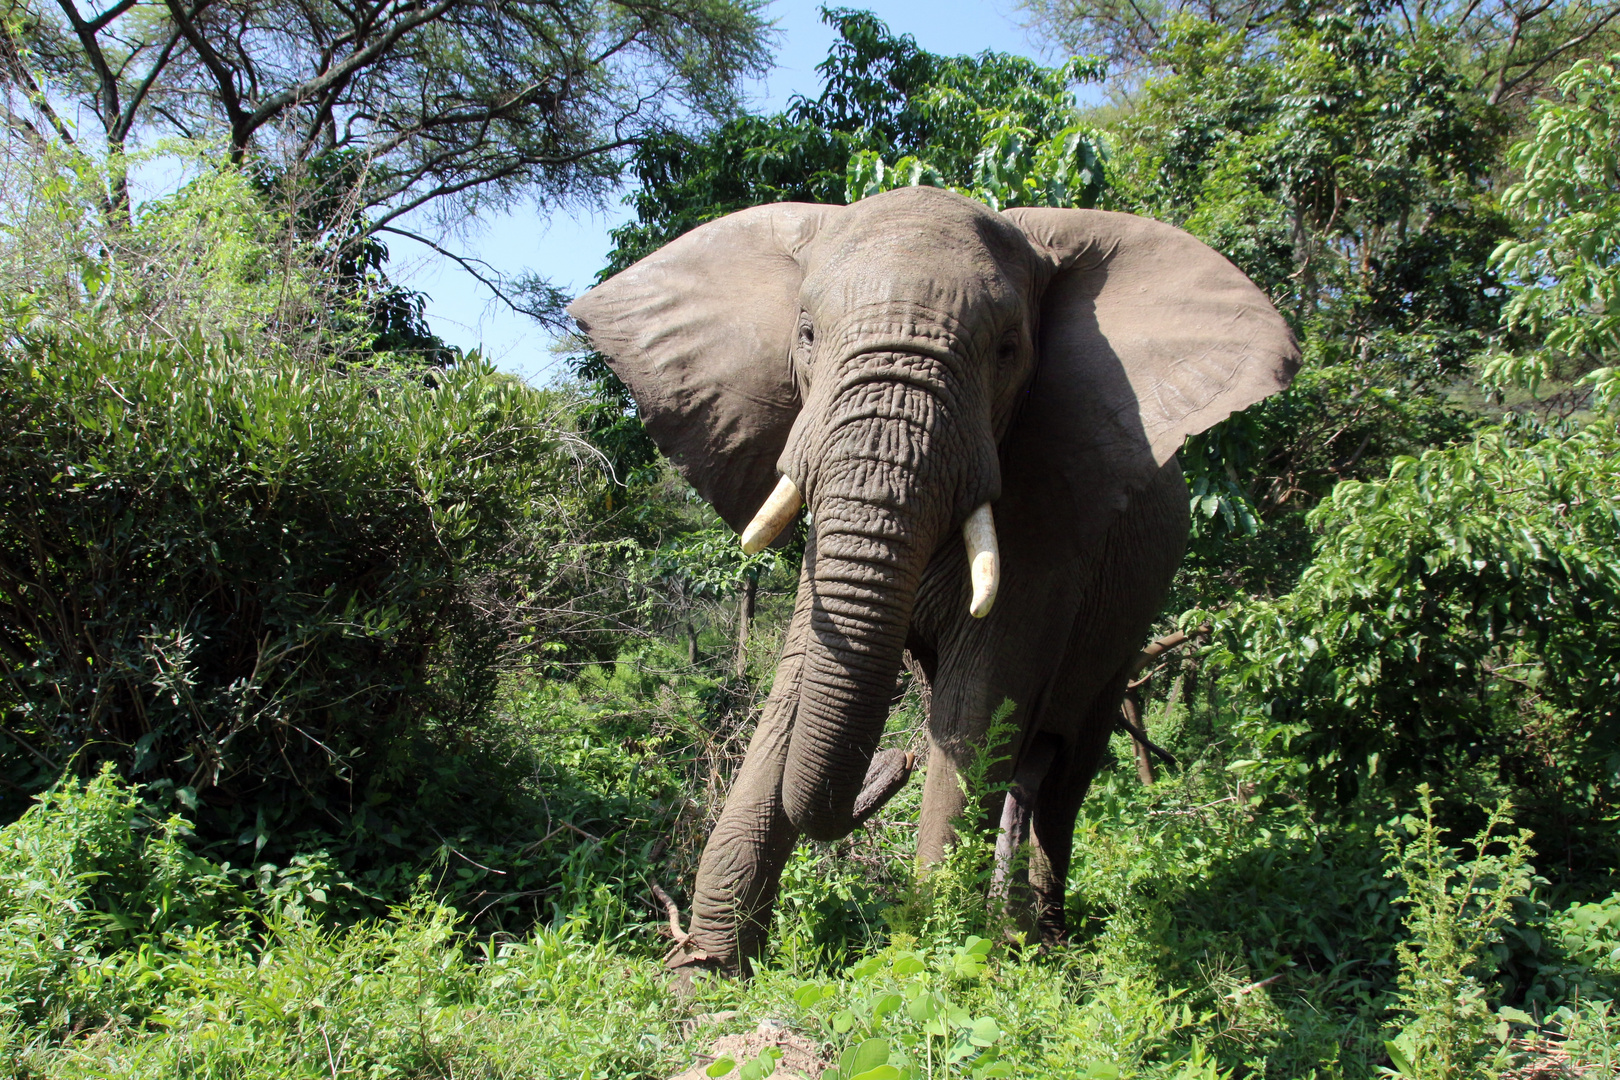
top-left (848, 1038), bottom-right (889, 1075)
top-left (794, 983), bottom-right (831, 1009)
top-left (891, 955), bottom-right (925, 976)
top-left (1384, 1040), bottom-right (1415, 1077)
top-left (849, 1068), bottom-right (901, 1080)
top-left (706, 1056), bottom-right (737, 1077)
top-left (871, 993), bottom-right (902, 1018)
top-left (907, 995), bottom-right (937, 1023)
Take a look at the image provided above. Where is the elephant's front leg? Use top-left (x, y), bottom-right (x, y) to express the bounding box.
top-left (672, 666), bottom-right (917, 979)
top-left (671, 677), bottom-right (801, 979)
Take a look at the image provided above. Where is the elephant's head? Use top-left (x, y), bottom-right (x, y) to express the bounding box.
top-left (568, 187), bottom-right (1297, 840)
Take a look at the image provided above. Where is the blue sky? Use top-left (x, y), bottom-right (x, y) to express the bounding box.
top-left (391, 1), bottom-right (1044, 382)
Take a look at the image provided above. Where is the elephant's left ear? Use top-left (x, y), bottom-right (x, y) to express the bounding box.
top-left (1005, 208), bottom-right (1299, 465)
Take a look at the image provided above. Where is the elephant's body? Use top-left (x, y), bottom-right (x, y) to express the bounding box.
top-left (911, 452), bottom-right (1189, 928)
top-left (568, 187), bottom-right (1298, 976)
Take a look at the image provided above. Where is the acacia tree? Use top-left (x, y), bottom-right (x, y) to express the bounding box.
top-left (0, 0), bottom-right (768, 232)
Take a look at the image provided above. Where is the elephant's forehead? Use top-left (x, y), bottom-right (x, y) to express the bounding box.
top-left (807, 205), bottom-right (1033, 313)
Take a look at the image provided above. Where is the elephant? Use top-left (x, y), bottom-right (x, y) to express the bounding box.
top-left (567, 185), bottom-right (1298, 978)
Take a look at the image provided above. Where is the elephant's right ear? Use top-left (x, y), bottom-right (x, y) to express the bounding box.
top-left (567, 203), bottom-right (841, 532)
top-left (1005, 208), bottom-right (1299, 468)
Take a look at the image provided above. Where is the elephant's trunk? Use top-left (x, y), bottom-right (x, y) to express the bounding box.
top-left (779, 364), bottom-right (995, 841)
top-left (781, 507), bottom-right (924, 840)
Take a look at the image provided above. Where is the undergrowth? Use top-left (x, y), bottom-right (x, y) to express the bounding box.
top-left (3, 689), bottom-right (1618, 1079)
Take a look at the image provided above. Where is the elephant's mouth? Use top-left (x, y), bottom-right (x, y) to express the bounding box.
top-left (738, 364), bottom-right (1001, 841)
top-left (743, 475), bottom-right (1000, 618)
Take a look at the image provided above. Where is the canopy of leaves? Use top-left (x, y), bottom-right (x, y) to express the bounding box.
top-left (1106, 11), bottom-right (1509, 592)
top-left (2, 0), bottom-right (769, 239)
top-left (1019, 0), bottom-right (1620, 106)
top-left (602, 6), bottom-right (1100, 273)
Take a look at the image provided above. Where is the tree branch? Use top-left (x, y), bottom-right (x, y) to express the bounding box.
top-left (162, 0), bottom-right (249, 149)
top-left (111, 27), bottom-right (184, 144)
top-left (237, 0), bottom-right (465, 144)
top-left (1491, 7), bottom-right (1620, 105)
top-left (1115, 710), bottom-right (1178, 768)
top-left (375, 225), bottom-right (569, 326)
top-left (51, 0), bottom-right (121, 132)
top-left (84, 0), bottom-right (138, 33)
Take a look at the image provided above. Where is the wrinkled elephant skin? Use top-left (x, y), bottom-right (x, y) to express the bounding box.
top-left (567, 187), bottom-right (1298, 976)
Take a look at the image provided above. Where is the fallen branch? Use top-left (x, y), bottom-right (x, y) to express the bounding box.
top-left (1115, 711), bottom-right (1178, 769)
top-left (651, 881), bottom-right (689, 944)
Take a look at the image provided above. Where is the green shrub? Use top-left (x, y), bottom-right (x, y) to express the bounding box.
top-left (0, 766), bottom-right (236, 1035)
top-left (1204, 424), bottom-right (1620, 874)
top-left (0, 324), bottom-right (591, 845)
top-left (1380, 787), bottom-right (1534, 1080)
top-left (885, 702), bottom-right (1019, 951)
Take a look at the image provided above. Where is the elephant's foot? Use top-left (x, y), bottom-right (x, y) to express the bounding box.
top-left (852, 749), bottom-right (916, 825)
top-left (664, 941), bottom-right (736, 997)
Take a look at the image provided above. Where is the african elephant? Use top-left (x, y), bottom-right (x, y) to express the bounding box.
top-left (567, 186), bottom-right (1298, 977)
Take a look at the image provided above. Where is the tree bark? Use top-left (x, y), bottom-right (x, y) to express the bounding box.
top-left (1123, 695), bottom-right (1155, 785)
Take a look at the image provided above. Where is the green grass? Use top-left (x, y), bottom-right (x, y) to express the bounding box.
top-left (5, 732), bottom-right (1618, 1080)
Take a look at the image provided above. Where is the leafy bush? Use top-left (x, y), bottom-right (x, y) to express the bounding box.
top-left (0, 324), bottom-right (603, 839)
top-left (1486, 53), bottom-right (1620, 394)
top-left (0, 148), bottom-right (322, 351)
top-left (1204, 424), bottom-right (1620, 871)
top-left (0, 766), bottom-right (230, 1035)
top-left (1379, 788), bottom-right (1534, 1080)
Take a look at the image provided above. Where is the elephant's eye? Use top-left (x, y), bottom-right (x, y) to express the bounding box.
top-left (796, 313), bottom-right (815, 362)
top-left (996, 328), bottom-right (1021, 370)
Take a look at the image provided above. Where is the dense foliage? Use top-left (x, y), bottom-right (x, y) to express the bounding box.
top-left (1207, 426), bottom-right (1620, 856)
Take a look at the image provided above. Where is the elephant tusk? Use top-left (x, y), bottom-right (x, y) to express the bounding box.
top-left (740, 475), bottom-right (802, 554)
top-left (963, 503), bottom-right (999, 618)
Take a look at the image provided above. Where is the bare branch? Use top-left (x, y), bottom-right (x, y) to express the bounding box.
top-left (375, 225), bottom-right (570, 328)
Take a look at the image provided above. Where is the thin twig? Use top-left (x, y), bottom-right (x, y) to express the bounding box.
top-left (1150, 794), bottom-right (1240, 817)
top-left (1227, 973), bottom-right (1285, 998)
top-left (429, 826), bottom-right (506, 875)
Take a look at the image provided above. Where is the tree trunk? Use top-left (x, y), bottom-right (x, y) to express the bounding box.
top-left (734, 570), bottom-right (756, 679)
top-left (686, 623), bottom-right (699, 666)
top-left (1124, 695), bottom-right (1155, 785)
